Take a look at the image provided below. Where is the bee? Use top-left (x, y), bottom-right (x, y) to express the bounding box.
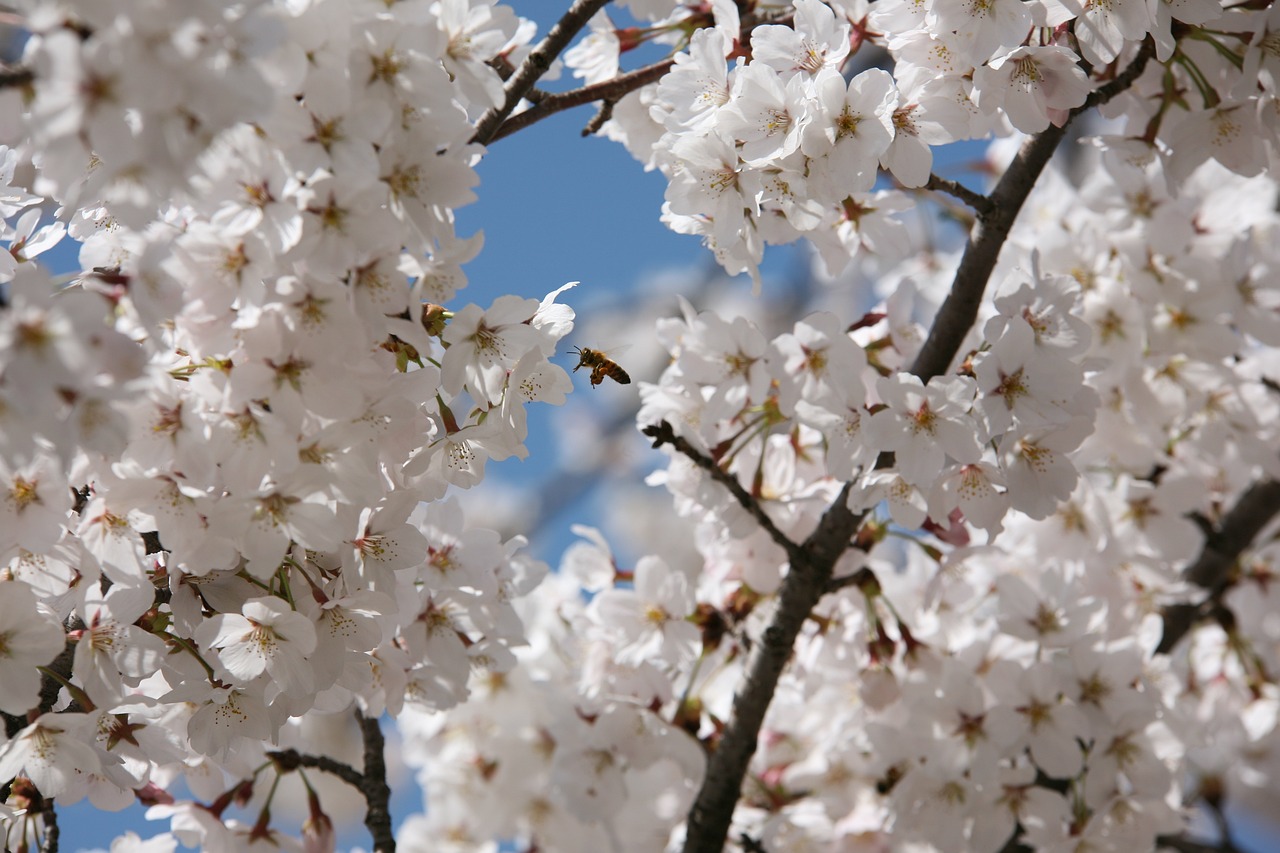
top-left (571, 346), bottom-right (631, 388)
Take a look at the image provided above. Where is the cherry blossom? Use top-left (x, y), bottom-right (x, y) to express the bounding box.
top-left (0, 581), bottom-right (66, 715)
top-left (3, 2), bottom-right (1280, 852)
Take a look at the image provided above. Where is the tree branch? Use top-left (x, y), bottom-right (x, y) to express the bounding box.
top-left (642, 420), bottom-right (807, 566)
top-left (357, 709), bottom-right (396, 853)
top-left (680, 40), bottom-right (1160, 853)
top-left (268, 748), bottom-right (366, 790)
top-left (488, 56), bottom-right (674, 143)
top-left (1157, 478), bottom-right (1280, 654)
top-left (40, 803), bottom-right (58, 853)
top-left (482, 7), bottom-right (796, 144)
top-left (909, 40), bottom-right (1156, 382)
top-left (682, 484), bottom-right (863, 853)
top-left (471, 0), bottom-right (613, 146)
top-left (1157, 834), bottom-right (1249, 853)
top-left (924, 173), bottom-right (992, 216)
top-left (0, 67), bottom-right (32, 89)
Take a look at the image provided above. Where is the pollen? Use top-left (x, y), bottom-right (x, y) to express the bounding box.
top-left (447, 441), bottom-right (476, 470)
top-left (835, 105), bottom-right (864, 140)
top-left (298, 293), bottom-right (330, 330)
top-left (708, 166), bottom-right (738, 195)
top-left (385, 163), bottom-right (423, 200)
top-left (1018, 697), bottom-right (1053, 731)
top-left (242, 180), bottom-right (272, 209)
top-left (909, 401), bottom-right (937, 436)
top-left (798, 43), bottom-right (826, 74)
top-left (357, 532), bottom-right (390, 560)
top-left (472, 323), bottom-right (503, 356)
top-left (369, 48), bottom-right (403, 86)
top-left (249, 624), bottom-right (280, 657)
top-left (1028, 602), bottom-right (1064, 637)
top-left (15, 316), bottom-right (52, 352)
top-left (1016, 439), bottom-right (1051, 473)
top-left (519, 375), bottom-right (543, 401)
top-left (429, 544), bottom-right (455, 572)
top-left (1011, 56), bottom-right (1042, 86)
top-left (308, 115), bottom-right (343, 152)
top-left (892, 105), bottom-right (919, 137)
top-left (1078, 671), bottom-right (1112, 707)
top-left (763, 108), bottom-right (792, 135)
top-left (353, 263), bottom-right (391, 300)
top-left (804, 346), bottom-right (829, 377)
top-left (993, 366), bottom-right (1029, 410)
top-left (9, 476), bottom-right (41, 512)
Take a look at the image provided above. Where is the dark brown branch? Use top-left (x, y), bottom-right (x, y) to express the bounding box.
top-left (0, 67), bottom-right (33, 89)
top-left (358, 710), bottom-right (396, 853)
top-left (823, 565), bottom-right (878, 596)
top-left (1185, 479), bottom-right (1280, 589)
top-left (268, 748), bottom-right (366, 790)
top-left (487, 57), bottom-right (674, 144)
top-left (471, 0), bottom-right (613, 146)
top-left (485, 7), bottom-right (795, 144)
top-left (642, 421), bottom-right (805, 565)
top-left (582, 98), bottom-right (617, 136)
top-left (680, 41), bottom-right (1160, 853)
top-left (40, 803), bottom-right (58, 853)
top-left (925, 173), bottom-right (992, 216)
top-left (910, 40), bottom-right (1155, 382)
top-left (682, 484), bottom-right (864, 853)
top-left (1156, 834), bottom-right (1248, 853)
top-left (1157, 478), bottom-right (1280, 654)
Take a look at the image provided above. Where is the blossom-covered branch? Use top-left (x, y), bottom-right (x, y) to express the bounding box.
top-left (911, 40), bottom-right (1156, 382)
top-left (472, 0), bottom-right (613, 145)
top-left (3, 2), bottom-right (1280, 852)
top-left (682, 483), bottom-right (864, 853)
top-left (487, 56), bottom-right (674, 143)
top-left (642, 420), bottom-right (805, 565)
top-left (1158, 478), bottom-right (1280, 654)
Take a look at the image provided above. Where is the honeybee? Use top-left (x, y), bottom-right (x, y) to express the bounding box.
top-left (571, 346), bottom-right (631, 388)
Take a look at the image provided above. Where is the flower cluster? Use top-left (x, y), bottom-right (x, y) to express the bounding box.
top-left (405, 117), bottom-right (1280, 853)
top-left (570, 0), bottom-right (1280, 284)
top-left (0, 0), bottom-right (578, 848)
top-left (3, 1), bottom-right (1280, 852)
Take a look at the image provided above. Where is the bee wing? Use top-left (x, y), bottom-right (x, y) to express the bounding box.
top-left (580, 343), bottom-right (631, 358)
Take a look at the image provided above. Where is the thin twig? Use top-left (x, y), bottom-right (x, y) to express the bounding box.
top-left (357, 709), bottom-right (396, 853)
top-left (924, 173), bottom-right (992, 216)
top-left (471, 0), bottom-right (613, 146)
top-left (642, 421), bottom-right (805, 565)
top-left (267, 748), bottom-right (366, 790)
top-left (485, 7), bottom-right (796, 144)
top-left (487, 57), bottom-right (674, 144)
top-left (582, 98), bottom-right (617, 136)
